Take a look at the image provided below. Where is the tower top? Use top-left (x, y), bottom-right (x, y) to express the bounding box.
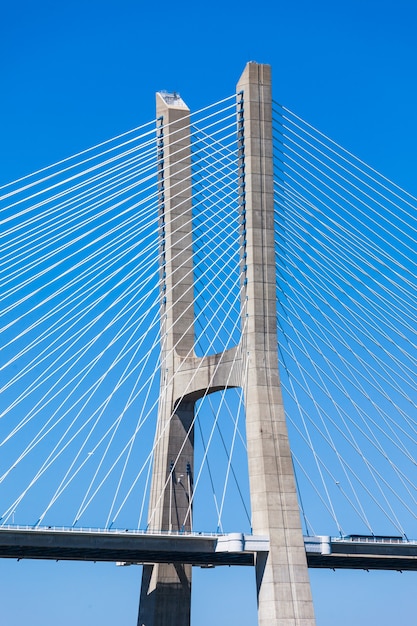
top-left (157, 91), bottom-right (188, 108)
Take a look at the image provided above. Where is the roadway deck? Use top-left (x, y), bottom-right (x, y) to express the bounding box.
top-left (305, 535), bottom-right (417, 571)
top-left (1, 527), bottom-right (417, 571)
top-left (0, 527), bottom-right (267, 566)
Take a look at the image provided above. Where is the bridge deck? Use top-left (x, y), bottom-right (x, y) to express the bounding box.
top-left (306, 536), bottom-right (417, 571)
top-left (1, 528), bottom-right (417, 571)
top-left (0, 527), bottom-right (267, 567)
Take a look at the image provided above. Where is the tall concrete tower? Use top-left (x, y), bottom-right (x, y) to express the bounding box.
top-left (237, 62), bottom-right (316, 626)
top-left (138, 62), bottom-right (316, 626)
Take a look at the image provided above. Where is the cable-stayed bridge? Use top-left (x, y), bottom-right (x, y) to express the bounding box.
top-left (1, 62), bottom-right (417, 624)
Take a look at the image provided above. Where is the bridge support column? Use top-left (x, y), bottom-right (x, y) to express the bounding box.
top-left (137, 91), bottom-right (194, 626)
top-left (137, 89), bottom-right (242, 626)
top-left (138, 63), bottom-right (316, 626)
top-left (237, 62), bottom-right (316, 625)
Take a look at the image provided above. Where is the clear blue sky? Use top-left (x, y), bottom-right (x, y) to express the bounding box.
top-left (1, 0), bottom-right (417, 624)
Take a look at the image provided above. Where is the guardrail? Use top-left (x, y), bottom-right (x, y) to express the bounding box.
top-left (0, 524), bottom-right (225, 538)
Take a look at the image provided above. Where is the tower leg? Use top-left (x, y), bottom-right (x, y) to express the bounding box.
top-left (138, 563), bottom-right (191, 626)
top-left (138, 92), bottom-right (194, 626)
top-left (138, 399), bottom-right (194, 625)
top-left (237, 62), bottom-right (316, 625)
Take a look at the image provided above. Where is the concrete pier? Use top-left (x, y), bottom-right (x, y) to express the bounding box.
top-left (237, 62), bottom-right (316, 626)
top-left (138, 63), bottom-right (316, 625)
top-left (137, 92), bottom-right (195, 626)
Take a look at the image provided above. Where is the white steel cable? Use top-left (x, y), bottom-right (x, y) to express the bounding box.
top-left (277, 293), bottom-right (416, 529)
top-left (274, 197), bottom-right (417, 388)
top-left (277, 103), bottom-right (417, 207)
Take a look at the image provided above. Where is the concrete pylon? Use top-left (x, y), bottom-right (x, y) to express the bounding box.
top-left (138, 63), bottom-right (316, 625)
top-left (137, 92), bottom-right (194, 626)
top-left (137, 92), bottom-right (240, 626)
top-left (237, 62), bottom-right (316, 625)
